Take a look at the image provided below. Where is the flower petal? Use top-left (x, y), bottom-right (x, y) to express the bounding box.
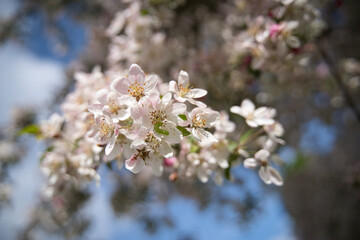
top-left (267, 166), bottom-right (283, 186)
top-left (259, 166), bottom-right (271, 184)
top-left (111, 77), bottom-right (130, 95)
top-left (243, 158), bottom-right (258, 168)
top-left (178, 70), bottom-right (189, 86)
top-left (190, 88), bottom-right (207, 98)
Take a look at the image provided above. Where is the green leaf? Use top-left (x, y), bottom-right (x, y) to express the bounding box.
top-left (228, 140), bottom-right (238, 152)
top-left (154, 123), bottom-right (169, 135)
top-left (177, 126), bottom-right (191, 137)
top-left (178, 114), bottom-right (187, 121)
top-left (239, 129), bottom-right (254, 144)
top-left (18, 124), bottom-right (41, 137)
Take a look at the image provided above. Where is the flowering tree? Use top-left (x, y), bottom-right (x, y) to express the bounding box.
top-left (1, 0), bottom-right (360, 239)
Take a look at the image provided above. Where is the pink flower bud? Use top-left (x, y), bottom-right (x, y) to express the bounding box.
top-left (164, 157), bottom-right (177, 167)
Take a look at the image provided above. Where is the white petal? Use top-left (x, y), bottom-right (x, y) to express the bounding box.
top-left (125, 155), bottom-right (144, 174)
top-left (88, 104), bottom-right (103, 115)
top-left (243, 158), bottom-right (258, 168)
top-left (173, 94), bottom-right (187, 103)
top-left (163, 122), bottom-right (182, 144)
top-left (168, 80), bottom-right (178, 93)
top-left (267, 166), bottom-right (283, 186)
top-left (96, 89), bottom-right (109, 104)
top-left (197, 128), bottom-right (218, 144)
top-left (230, 106), bottom-right (244, 116)
top-left (218, 158), bottom-right (229, 169)
top-left (246, 119), bottom-right (259, 128)
top-left (171, 103), bottom-right (187, 115)
top-left (105, 134), bottom-right (116, 155)
top-left (158, 141), bottom-right (173, 158)
top-left (259, 166), bottom-right (271, 184)
top-left (111, 77), bottom-right (130, 95)
top-left (255, 149), bottom-right (270, 161)
top-left (178, 70), bottom-right (189, 86)
top-left (144, 75), bottom-right (158, 93)
top-left (161, 92), bottom-right (172, 105)
top-left (190, 88), bottom-right (207, 98)
top-left (149, 156), bottom-right (163, 177)
top-left (105, 143), bottom-right (122, 161)
top-left (129, 64), bottom-right (145, 84)
top-left (188, 98), bottom-right (207, 108)
top-left (241, 99), bottom-right (255, 115)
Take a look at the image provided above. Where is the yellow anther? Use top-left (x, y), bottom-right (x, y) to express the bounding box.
top-left (192, 115), bottom-right (206, 128)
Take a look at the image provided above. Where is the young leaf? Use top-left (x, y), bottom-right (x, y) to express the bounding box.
top-left (154, 123), bottom-right (169, 135)
top-left (18, 124), bottom-right (41, 137)
top-left (177, 126), bottom-right (191, 137)
top-left (178, 114), bottom-right (187, 121)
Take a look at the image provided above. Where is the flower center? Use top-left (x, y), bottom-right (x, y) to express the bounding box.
top-left (192, 115), bottom-right (206, 128)
top-left (179, 84), bottom-right (191, 97)
top-left (128, 81), bottom-right (145, 101)
top-left (145, 132), bottom-right (160, 150)
top-left (150, 110), bottom-right (167, 125)
top-left (98, 119), bottom-right (113, 138)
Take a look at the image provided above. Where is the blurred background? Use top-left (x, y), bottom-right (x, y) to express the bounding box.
top-left (0, 0), bottom-right (360, 239)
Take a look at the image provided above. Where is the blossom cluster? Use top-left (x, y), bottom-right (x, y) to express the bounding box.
top-left (39, 63), bottom-right (285, 198)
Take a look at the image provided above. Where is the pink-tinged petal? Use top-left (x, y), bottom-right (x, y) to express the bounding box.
top-left (161, 92), bottom-right (172, 105)
top-left (197, 128), bottom-right (218, 144)
top-left (241, 99), bottom-right (255, 115)
top-left (243, 158), bottom-right (258, 168)
top-left (188, 98), bottom-right (207, 108)
top-left (178, 70), bottom-right (189, 86)
top-left (105, 143), bottom-right (122, 161)
top-left (259, 166), bottom-right (271, 184)
top-left (131, 105), bottom-right (145, 122)
top-left (267, 166), bottom-right (283, 186)
top-left (168, 80), bottom-right (178, 93)
top-left (88, 104), bottom-right (103, 115)
top-left (111, 77), bottom-right (130, 95)
top-left (144, 75), bottom-right (158, 94)
top-left (149, 156), bottom-right (163, 176)
top-left (171, 102), bottom-right (187, 115)
top-left (255, 149), bottom-right (270, 161)
top-left (125, 154), bottom-right (144, 174)
top-left (105, 134), bottom-right (116, 155)
top-left (128, 64), bottom-right (145, 84)
top-left (174, 94), bottom-right (187, 103)
top-left (96, 89), bottom-right (109, 104)
top-left (123, 145), bottom-right (135, 159)
top-left (102, 106), bottom-right (113, 124)
top-left (158, 141), bottom-right (173, 158)
top-left (190, 88), bottom-right (207, 98)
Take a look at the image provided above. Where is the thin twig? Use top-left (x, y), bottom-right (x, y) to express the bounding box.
top-left (316, 43), bottom-right (360, 122)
